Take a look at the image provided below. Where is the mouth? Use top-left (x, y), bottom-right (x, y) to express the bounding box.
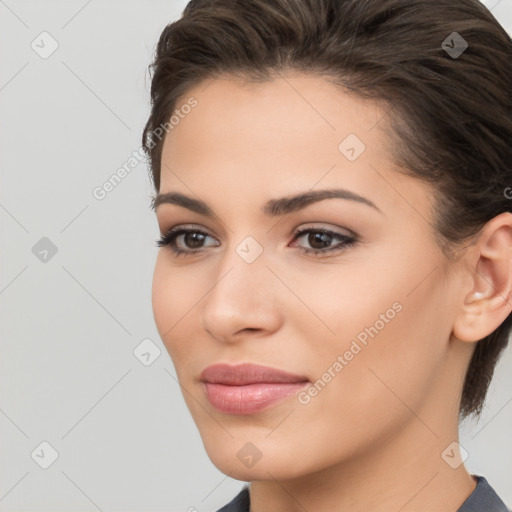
top-left (200, 363), bottom-right (310, 415)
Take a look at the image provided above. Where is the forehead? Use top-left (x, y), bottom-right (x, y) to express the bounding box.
top-left (158, 72), bottom-right (432, 222)
top-left (165, 72), bottom-right (387, 154)
top-left (161, 72), bottom-right (389, 173)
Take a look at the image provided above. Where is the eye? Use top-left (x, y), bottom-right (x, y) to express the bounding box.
top-left (156, 225), bottom-right (358, 258)
top-left (156, 226), bottom-right (219, 257)
top-left (290, 227), bottom-right (357, 257)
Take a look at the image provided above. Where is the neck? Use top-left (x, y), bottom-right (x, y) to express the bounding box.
top-left (248, 416), bottom-right (476, 512)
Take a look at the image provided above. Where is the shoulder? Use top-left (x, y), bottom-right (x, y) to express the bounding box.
top-left (215, 485), bottom-right (250, 512)
top-left (457, 475), bottom-right (511, 512)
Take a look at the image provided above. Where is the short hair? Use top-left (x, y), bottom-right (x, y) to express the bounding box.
top-left (142, 0), bottom-right (512, 420)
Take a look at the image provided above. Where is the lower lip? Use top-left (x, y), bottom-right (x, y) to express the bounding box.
top-left (203, 381), bottom-right (310, 415)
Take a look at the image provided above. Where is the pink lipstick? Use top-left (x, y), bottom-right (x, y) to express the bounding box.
top-left (200, 363), bottom-right (310, 415)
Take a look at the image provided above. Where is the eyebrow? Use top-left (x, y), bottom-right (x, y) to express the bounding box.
top-left (151, 188), bottom-right (381, 217)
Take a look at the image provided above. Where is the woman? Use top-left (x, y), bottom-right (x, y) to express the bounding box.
top-left (142, 0), bottom-right (512, 510)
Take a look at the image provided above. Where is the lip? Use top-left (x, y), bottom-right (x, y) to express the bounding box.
top-left (200, 363), bottom-right (309, 385)
top-left (200, 363), bottom-right (310, 415)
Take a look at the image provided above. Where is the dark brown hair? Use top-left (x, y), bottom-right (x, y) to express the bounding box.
top-left (142, 0), bottom-right (512, 419)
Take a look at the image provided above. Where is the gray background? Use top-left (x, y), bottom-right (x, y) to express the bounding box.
top-left (0, 1), bottom-right (511, 510)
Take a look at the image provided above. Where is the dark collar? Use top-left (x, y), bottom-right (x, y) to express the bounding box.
top-left (216, 475), bottom-right (510, 512)
top-left (458, 475), bottom-right (510, 512)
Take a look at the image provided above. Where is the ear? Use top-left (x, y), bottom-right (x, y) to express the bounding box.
top-left (452, 212), bottom-right (512, 343)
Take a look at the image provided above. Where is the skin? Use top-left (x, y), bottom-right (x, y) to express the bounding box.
top-left (151, 72), bottom-right (512, 512)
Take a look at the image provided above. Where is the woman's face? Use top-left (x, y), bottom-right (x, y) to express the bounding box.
top-left (152, 72), bottom-right (470, 481)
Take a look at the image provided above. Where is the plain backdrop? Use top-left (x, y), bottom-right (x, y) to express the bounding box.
top-left (0, 1), bottom-right (511, 510)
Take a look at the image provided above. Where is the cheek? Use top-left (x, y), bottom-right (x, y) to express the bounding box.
top-left (250, 270), bottom-right (449, 472)
top-left (279, 248), bottom-right (406, 356)
top-left (151, 255), bottom-right (196, 360)
top-left (288, 242), bottom-right (449, 411)
top-left (151, 256), bottom-right (171, 339)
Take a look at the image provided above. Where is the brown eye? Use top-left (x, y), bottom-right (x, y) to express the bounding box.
top-left (291, 228), bottom-right (357, 257)
top-left (156, 228), bottom-right (219, 256)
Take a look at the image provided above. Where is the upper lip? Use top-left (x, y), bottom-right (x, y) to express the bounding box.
top-left (200, 363), bottom-right (309, 385)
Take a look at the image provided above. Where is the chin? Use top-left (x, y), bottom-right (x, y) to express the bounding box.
top-left (202, 437), bottom-right (317, 482)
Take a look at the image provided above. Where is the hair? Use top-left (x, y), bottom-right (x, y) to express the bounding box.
top-left (142, 0), bottom-right (512, 420)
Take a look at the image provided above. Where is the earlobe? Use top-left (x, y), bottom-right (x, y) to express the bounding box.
top-left (452, 212), bottom-right (512, 343)
top-left (464, 290), bottom-right (490, 304)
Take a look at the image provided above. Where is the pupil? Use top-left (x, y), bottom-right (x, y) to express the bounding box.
top-left (309, 232), bottom-right (331, 249)
top-left (186, 232), bottom-right (205, 248)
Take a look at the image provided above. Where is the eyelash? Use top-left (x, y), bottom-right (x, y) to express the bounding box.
top-left (156, 226), bottom-right (357, 258)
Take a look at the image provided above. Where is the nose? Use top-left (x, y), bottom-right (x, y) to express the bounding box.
top-left (201, 246), bottom-right (282, 343)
